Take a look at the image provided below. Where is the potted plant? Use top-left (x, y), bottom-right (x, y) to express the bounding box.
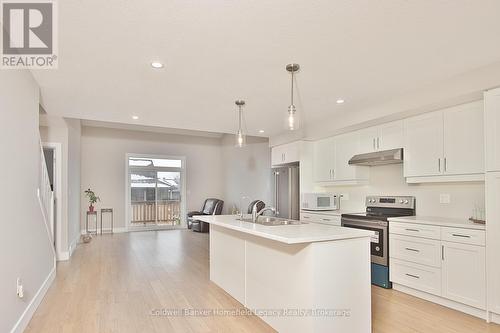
top-left (84, 188), bottom-right (100, 212)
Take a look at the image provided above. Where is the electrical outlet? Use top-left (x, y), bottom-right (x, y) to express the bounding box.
top-left (16, 278), bottom-right (24, 299)
top-left (439, 194), bottom-right (451, 204)
top-left (340, 193), bottom-right (349, 201)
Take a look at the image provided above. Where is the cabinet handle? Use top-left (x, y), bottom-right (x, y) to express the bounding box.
top-left (442, 245), bottom-right (444, 260)
top-left (322, 218), bottom-right (331, 221)
top-left (332, 169), bottom-right (335, 179)
top-left (377, 137), bottom-right (380, 150)
top-left (405, 228), bottom-right (420, 232)
top-left (451, 233), bottom-right (471, 238)
top-left (373, 138), bottom-right (376, 150)
top-left (405, 247), bottom-right (420, 252)
top-left (303, 216), bottom-right (310, 219)
top-left (405, 273), bottom-right (420, 279)
top-left (444, 157), bottom-right (447, 172)
top-left (438, 158), bottom-right (441, 172)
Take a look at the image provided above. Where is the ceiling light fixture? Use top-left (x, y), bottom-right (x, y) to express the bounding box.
top-left (259, 130), bottom-right (265, 133)
top-left (235, 99), bottom-right (246, 148)
top-left (336, 99), bottom-right (345, 104)
top-left (285, 63), bottom-right (300, 131)
top-left (132, 115), bottom-right (139, 120)
top-left (151, 62), bottom-right (164, 69)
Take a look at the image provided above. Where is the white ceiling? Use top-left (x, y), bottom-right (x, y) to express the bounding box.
top-left (32, 0), bottom-right (500, 137)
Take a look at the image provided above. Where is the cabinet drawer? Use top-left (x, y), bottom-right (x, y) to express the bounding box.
top-left (441, 227), bottom-right (485, 246)
top-left (390, 222), bottom-right (441, 240)
top-left (300, 212), bottom-right (341, 226)
top-left (390, 258), bottom-right (442, 296)
top-left (390, 234), bottom-right (442, 268)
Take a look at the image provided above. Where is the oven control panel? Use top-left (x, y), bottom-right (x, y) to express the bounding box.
top-left (365, 196), bottom-right (415, 209)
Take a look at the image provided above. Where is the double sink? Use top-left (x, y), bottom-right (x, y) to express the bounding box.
top-left (238, 216), bottom-right (307, 226)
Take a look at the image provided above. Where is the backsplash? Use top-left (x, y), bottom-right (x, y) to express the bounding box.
top-left (313, 164), bottom-right (484, 219)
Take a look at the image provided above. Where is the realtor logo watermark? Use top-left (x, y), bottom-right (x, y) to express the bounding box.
top-left (1, 0), bottom-right (57, 69)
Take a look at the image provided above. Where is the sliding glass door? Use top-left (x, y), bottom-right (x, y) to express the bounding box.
top-left (127, 155), bottom-right (185, 230)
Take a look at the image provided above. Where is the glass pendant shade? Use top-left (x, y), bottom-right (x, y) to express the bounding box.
top-left (285, 63), bottom-right (300, 131)
top-left (286, 104), bottom-right (300, 131)
top-left (235, 100), bottom-right (246, 148)
top-left (235, 129), bottom-right (246, 148)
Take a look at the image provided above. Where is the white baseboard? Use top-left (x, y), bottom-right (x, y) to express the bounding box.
top-left (80, 226), bottom-right (128, 235)
top-left (10, 262), bottom-right (56, 333)
top-left (490, 312), bottom-right (500, 324)
top-left (69, 234), bottom-right (79, 257)
top-left (393, 283), bottom-right (488, 320)
top-left (56, 251), bottom-right (69, 261)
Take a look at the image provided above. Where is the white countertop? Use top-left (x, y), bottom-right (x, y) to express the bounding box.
top-left (388, 216), bottom-right (486, 230)
top-left (195, 215), bottom-right (374, 244)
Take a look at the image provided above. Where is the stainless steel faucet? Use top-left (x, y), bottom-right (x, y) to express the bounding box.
top-left (252, 206), bottom-right (276, 223)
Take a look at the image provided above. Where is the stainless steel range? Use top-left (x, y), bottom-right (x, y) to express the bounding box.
top-left (341, 196), bottom-right (416, 289)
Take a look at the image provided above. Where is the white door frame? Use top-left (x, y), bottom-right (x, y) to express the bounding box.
top-left (42, 142), bottom-right (64, 260)
top-left (125, 153), bottom-right (187, 232)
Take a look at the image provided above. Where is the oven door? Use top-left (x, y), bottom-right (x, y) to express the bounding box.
top-left (341, 217), bottom-right (388, 266)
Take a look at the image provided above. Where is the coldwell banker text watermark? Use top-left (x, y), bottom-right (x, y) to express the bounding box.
top-left (1, 0), bottom-right (57, 69)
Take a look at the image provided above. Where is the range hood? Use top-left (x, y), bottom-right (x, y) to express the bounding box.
top-left (348, 148), bottom-right (403, 166)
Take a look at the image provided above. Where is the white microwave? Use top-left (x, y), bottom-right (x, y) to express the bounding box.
top-left (301, 193), bottom-right (339, 211)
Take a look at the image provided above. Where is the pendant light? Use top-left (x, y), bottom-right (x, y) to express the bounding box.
top-left (235, 99), bottom-right (246, 148)
top-left (286, 63), bottom-right (300, 131)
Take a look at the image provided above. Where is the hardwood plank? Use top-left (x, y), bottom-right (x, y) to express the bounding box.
top-left (25, 230), bottom-right (500, 333)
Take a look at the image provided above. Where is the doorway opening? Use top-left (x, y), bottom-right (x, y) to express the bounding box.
top-left (42, 142), bottom-right (63, 259)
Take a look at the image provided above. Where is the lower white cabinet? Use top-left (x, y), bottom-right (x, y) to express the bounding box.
top-left (389, 222), bottom-right (486, 311)
top-left (441, 241), bottom-right (486, 310)
top-left (300, 211), bottom-right (341, 226)
top-left (390, 258), bottom-right (442, 296)
top-left (486, 172), bottom-right (500, 315)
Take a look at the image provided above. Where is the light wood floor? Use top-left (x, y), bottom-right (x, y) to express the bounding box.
top-left (26, 230), bottom-right (500, 333)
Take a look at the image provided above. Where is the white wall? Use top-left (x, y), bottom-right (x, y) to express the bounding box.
top-left (301, 142), bottom-right (484, 219)
top-left (66, 119), bottom-right (81, 252)
top-left (0, 71), bottom-right (55, 332)
top-left (220, 134), bottom-right (272, 214)
top-left (80, 126), bottom-right (226, 230)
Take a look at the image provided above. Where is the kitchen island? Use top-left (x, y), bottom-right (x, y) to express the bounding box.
top-left (194, 215), bottom-right (373, 333)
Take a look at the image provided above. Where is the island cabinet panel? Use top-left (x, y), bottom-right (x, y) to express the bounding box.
top-left (245, 237), bottom-right (313, 333)
top-left (209, 226), bottom-right (246, 305)
top-left (205, 217), bottom-right (373, 333)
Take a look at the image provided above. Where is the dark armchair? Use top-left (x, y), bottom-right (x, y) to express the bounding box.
top-left (187, 198), bottom-right (224, 233)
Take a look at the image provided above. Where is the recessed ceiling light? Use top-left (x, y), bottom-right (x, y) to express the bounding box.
top-left (151, 62), bottom-right (164, 69)
top-left (132, 115), bottom-right (139, 120)
top-left (259, 130), bottom-right (265, 133)
top-left (336, 99), bottom-right (345, 104)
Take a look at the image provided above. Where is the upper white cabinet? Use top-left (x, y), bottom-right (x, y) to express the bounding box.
top-left (313, 132), bottom-right (369, 184)
top-left (404, 101), bottom-right (484, 183)
top-left (358, 126), bottom-right (380, 153)
top-left (313, 137), bottom-right (335, 182)
top-left (358, 121), bottom-right (404, 153)
top-left (404, 111), bottom-right (444, 178)
top-left (378, 120), bottom-right (404, 151)
top-left (443, 103), bottom-right (484, 175)
top-left (271, 141), bottom-right (300, 166)
top-left (485, 89), bottom-right (500, 172)
top-left (334, 131), bottom-right (369, 182)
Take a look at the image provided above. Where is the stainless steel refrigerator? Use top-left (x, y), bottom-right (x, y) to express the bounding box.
top-left (272, 163), bottom-right (300, 220)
